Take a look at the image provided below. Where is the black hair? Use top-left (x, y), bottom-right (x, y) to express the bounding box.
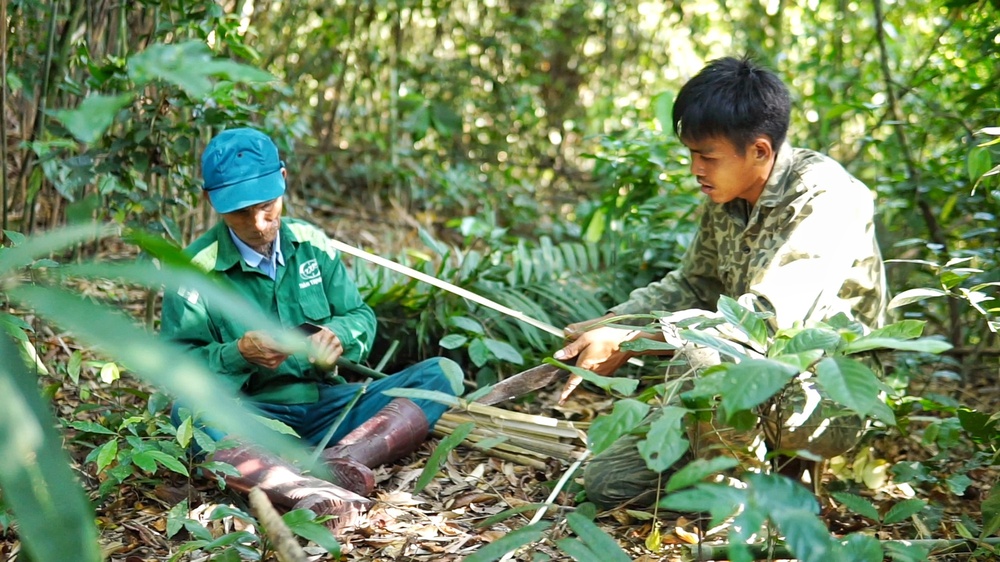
top-left (672, 55), bottom-right (791, 153)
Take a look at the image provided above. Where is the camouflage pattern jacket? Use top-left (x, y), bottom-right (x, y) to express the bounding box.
top-left (610, 144), bottom-right (889, 332)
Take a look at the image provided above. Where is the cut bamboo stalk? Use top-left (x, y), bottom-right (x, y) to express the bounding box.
top-left (434, 419), bottom-right (581, 458)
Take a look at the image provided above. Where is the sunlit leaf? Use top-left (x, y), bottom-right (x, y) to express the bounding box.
top-left (718, 295), bottom-right (768, 346)
top-left (887, 288), bottom-right (948, 309)
top-left (438, 334), bottom-right (468, 349)
top-left (843, 336), bottom-right (952, 354)
top-left (50, 93), bottom-right (133, 144)
top-left (128, 41), bottom-right (274, 98)
top-left (719, 360), bottom-right (798, 419)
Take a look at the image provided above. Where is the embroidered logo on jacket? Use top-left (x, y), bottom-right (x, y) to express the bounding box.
top-left (298, 259), bottom-right (322, 288)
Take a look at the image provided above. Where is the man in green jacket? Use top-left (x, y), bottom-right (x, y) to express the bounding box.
top-left (162, 127), bottom-right (459, 521)
top-left (555, 56), bottom-right (890, 508)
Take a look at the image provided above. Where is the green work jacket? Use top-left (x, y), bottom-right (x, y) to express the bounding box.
top-left (161, 218), bottom-right (376, 404)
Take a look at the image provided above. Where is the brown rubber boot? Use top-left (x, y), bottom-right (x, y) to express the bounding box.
top-left (320, 398), bottom-right (430, 496)
top-left (213, 443), bottom-right (372, 533)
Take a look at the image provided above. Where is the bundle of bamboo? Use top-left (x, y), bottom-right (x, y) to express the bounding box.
top-left (433, 402), bottom-right (589, 469)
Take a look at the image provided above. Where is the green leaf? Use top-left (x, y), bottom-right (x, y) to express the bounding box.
top-left (882, 499), bottom-right (926, 525)
top-left (440, 358), bottom-right (466, 395)
top-left (718, 295), bottom-right (768, 346)
top-left (176, 415), bottom-right (194, 449)
top-left (660, 483), bottom-right (744, 527)
top-left (883, 540), bottom-right (929, 562)
top-left (283, 509), bottom-right (341, 556)
top-left (719, 360), bottom-right (798, 419)
top-left (469, 338), bottom-right (490, 367)
top-left (957, 408), bottom-right (997, 442)
top-left (147, 450), bottom-right (190, 477)
top-left (166, 499), bottom-right (190, 538)
top-left (868, 399), bottom-right (897, 426)
top-left (482, 338), bottom-right (524, 365)
top-left (783, 328), bottom-right (842, 354)
top-left (95, 439), bottom-right (119, 473)
top-left (68, 350), bottom-right (82, 384)
top-left (587, 399), bottom-right (650, 455)
top-left (127, 42), bottom-right (273, 98)
top-left (449, 316), bottom-right (484, 334)
top-left (251, 414), bottom-right (300, 437)
top-left (637, 407), bottom-right (689, 473)
top-left (438, 334), bottom-right (468, 350)
top-left (563, 512), bottom-right (631, 561)
top-left (843, 336), bottom-right (952, 354)
top-left (679, 329), bottom-right (749, 360)
top-left (831, 492), bottom-right (880, 522)
top-left (665, 456), bottom-right (739, 492)
top-left (547, 359), bottom-right (639, 397)
top-left (815, 357), bottom-right (880, 416)
top-left (131, 451), bottom-right (157, 473)
top-left (772, 350), bottom-right (824, 371)
top-left (619, 338), bottom-right (678, 354)
top-left (463, 521), bottom-right (551, 562)
top-left (835, 534), bottom-right (884, 562)
top-left (887, 288), bottom-right (948, 309)
top-left (49, 93), bottom-right (133, 144)
top-left (773, 508), bottom-right (835, 562)
top-left (414, 422), bottom-right (473, 493)
top-left (867, 320), bottom-right (925, 340)
top-left (68, 420), bottom-right (118, 435)
top-left (968, 145), bottom-right (993, 182)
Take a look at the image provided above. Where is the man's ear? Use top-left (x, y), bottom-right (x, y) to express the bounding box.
top-left (281, 168), bottom-right (287, 179)
top-left (751, 137), bottom-right (774, 163)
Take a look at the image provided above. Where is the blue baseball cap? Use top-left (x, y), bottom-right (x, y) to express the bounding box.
top-left (201, 128), bottom-right (286, 214)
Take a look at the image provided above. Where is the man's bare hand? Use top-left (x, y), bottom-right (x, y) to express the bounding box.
top-left (554, 325), bottom-right (636, 376)
top-left (306, 326), bottom-right (343, 368)
top-left (238, 331), bottom-right (290, 369)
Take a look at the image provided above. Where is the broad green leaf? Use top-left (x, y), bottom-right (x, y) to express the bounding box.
top-left (587, 399), bottom-right (650, 455)
top-left (68, 420), bottom-right (117, 435)
top-left (968, 145), bottom-right (993, 182)
top-left (783, 328), bottom-right (842, 354)
top-left (147, 450), bottom-right (190, 477)
top-left (883, 541), bottom-right (929, 562)
top-left (679, 329), bottom-right (749, 360)
top-left (438, 334), bottom-right (467, 350)
top-left (547, 359), bottom-right (639, 397)
top-left (867, 320), bottom-right (925, 340)
top-left (448, 316), bottom-right (484, 334)
top-left (439, 358), bottom-right (466, 395)
top-left (843, 336), bottom-right (952, 354)
top-left (868, 399), bottom-right (897, 426)
top-left (68, 350), bottom-right (83, 384)
top-left (283, 509), bottom-right (341, 556)
top-left (772, 350), bottom-right (824, 371)
top-left (380, 387), bottom-right (461, 407)
top-left (176, 416), bottom-right (194, 449)
top-left (957, 408), bottom-right (997, 442)
top-left (50, 93), bottom-right (133, 144)
top-left (719, 360), bottom-right (798, 419)
top-left (0, 223), bottom-right (110, 273)
top-left (815, 357), bottom-right (880, 415)
top-left (469, 338), bottom-right (490, 367)
top-left (773, 508), bottom-right (835, 562)
top-left (619, 338), bottom-right (678, 354)
top-left (718, 295), bottom-right (768, 346)
top-left (251, 415), bottom-right (300, 437)
top-left (637, 407), bottom-right (689, 473)
top-left (831, 492), bottom-right (880, 521)
top-left (128, 42), bottom-right (273, 98)
top-left (660, 483), bottom-right (744, 527)
top-left (131, 450), bottom-right (158, 473)
top-left (887, 288), bottom-right (948, 309)
top-left (464, 521), bottom-right (551, 562)
top-left (564, 512), bottom-right (631, 561)
top-left (665, 456), bottom-right (739, 492)
top-left (882, 498), bottom-right (926, 525)
top-left (835, 534), bottom-right (884, 562)
top-left (166, 499), bottom-right (190, 538)
top-left (482, 338), bottom-right (524, 365)
top-left (95, 439), bottom-right (119, 473)
top-left (414, 422), bottom-right (473, 493)
top-left (100, 362), bottom-right (121, 384)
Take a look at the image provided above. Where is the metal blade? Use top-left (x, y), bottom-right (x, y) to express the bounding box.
top-left (473, 364), bottom-right (568, 406)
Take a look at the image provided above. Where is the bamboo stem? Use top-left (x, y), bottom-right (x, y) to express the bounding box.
top-left (1, 0), bottom-right (7, 236)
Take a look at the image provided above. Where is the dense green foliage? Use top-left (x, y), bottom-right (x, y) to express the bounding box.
top-left (1, 0), bottom-right (999, 560)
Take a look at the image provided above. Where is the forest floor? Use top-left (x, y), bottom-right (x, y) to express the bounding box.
top-left (1, 201), bottom-right (998, 561)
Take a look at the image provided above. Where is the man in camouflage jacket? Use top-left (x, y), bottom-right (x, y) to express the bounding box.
top-left (555, 56), bottom-right (889, 508)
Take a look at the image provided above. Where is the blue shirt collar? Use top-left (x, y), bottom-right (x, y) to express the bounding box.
top-left (228, 228), bottom-right (285, 278)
